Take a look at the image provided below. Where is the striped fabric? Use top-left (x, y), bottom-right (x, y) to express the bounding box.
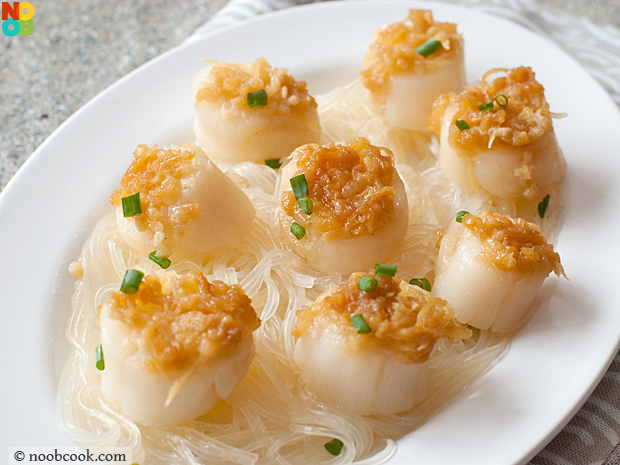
top-left (189, 1), bottom-right (620, 464)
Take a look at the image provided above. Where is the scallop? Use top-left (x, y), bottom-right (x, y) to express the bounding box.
top-left (277, 137), bottom-right (408, 275)
top-left (293, 271), bottom-right (471, 415)
top-left (99, 271), bottom-right (260, 426)
top-left (109, 143), bottom-right (255, 261)
top-left (192, 57), bottom-right (321, 164)
top-left (361, 9), bottom-right (465, 132)
top-left (433, 210), bottom-right (565, 334)
top-left (429, 67), bottom-right (566, 203)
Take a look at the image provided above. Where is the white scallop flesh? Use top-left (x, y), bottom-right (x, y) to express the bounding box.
top-left (433, 222), bottom-right (546, 334)
top-left (384, 53), bottom-right (465, 132)
top-left (473, 131), bottom-right (566, 198)
top-left (437, 103), bottom-right (481, 192)
top-left (99, 305), bottom-right (255, 426)
top-left (277, 159), bottom-right (408, 275)
top-left (192, 65), bottom-right (321, 164)
top-left (294, 329), bottom-right (428, 415)
top-left (116, 145), bottom-right (255, 260)
top-left (439, 106), bottom-right (566, 198)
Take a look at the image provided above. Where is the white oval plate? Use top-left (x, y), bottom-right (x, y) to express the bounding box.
top-left (2, 1), bottom-right (620, 464)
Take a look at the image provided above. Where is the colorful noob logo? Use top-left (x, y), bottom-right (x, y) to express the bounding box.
top-left (2, 2), bottom-right (35, 36)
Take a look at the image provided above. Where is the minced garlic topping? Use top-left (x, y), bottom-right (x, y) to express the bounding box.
top-left (293, 272), bottom-right (471, 364)
top-left (361, 9), bottom-right (462, 101)
top-left (110, 144), bottom-right (201, 245)
top-left (281, 137), bottom-right (396, 240)
top-left (462, 210), bottom-right (564, 277)
top-left (69, 261), bottom-right (84, 279)
top-left (101, 271), bottom-right (260, 372)
top-left (429, 67), bottom-right (554, 154)
top-left (195, 57), bottom-right (317, 118)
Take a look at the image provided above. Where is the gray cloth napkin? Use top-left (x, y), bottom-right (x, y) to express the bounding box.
top-left (188, 1), bottom-right (620, 464)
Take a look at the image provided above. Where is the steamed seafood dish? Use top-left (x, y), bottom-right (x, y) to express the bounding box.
top-left (434, 210), bottom-right (565, 334)
top-left (192, 57), bottom-right (321, 164)
top-left (293, 270), bottom-right (471, 415)
top-left (110, 143), bottom-right (255, 262)
top-left (429, 67), bottom-right (566, 208)
top-left (361, 9), bottom-right (465, 131)
top-left (60, 8), bottom-right (568, 465)
top-left (99, 271), bottom-right (260, 425)
top-left (277, 137), bottom-right (408, 275)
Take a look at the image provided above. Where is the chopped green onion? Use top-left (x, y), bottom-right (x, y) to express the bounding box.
top-left (455, 120), bottom-right (470, 131)
top-left (120, 269), bottom-right (144, 295)
top-left (291, 222), bottom-right (306, 240)
top-left (298, 197), bottom-right (313, 215)
top-left (350, 314), bottom-right (371, 334)
top-left (478, 102), bottom-right (494, 112)
top-left (149, 251), bottom-right (171, 269)
top-left (415, 38), bottom-right (443, 58)
top-left (324, 438), bottom-right (344, 456)
top-left (290, 174), bottom-right (309, 200)
top-left (538, 194), bottom-right (550, 219)
top-left (265, 158), bottom-right (282, 169)
top-left (466, 324), bottom-right (481, 336)
top-left (375, 264), bottom-right (397, 276)
top-left (409, 278), bottom-right (431, 292)
top-left (121, 192), bottom-right (142, 217)
top-left (357, 276), bottom-right (377, 292)
top-left (95, 344), bottom-right (105, 371)
top-left (456, 210), bottom-right (469, 223)
top-left (495, 94), bottom-right (509, 107)
top-left (247, 89), bottom-right (268, 108)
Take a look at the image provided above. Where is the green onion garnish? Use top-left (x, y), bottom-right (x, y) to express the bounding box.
top-left (456, 210), bottom-right (469, 223)
top-left (350, 314), bottom-right (371, 334)
top-left (415, 38), bottom-right (443, 58)
top-left (375, 264), bottom-right (397, 276)
top-left (265, 158), bottom-right (282, 169)
top-left (538, 194), bottom-right (550, 219)
top-left (95, 344), bottom-right (105, 371)
top-left (291, 222), bottom-right (306, 240)
top-left (455, 120), bottom-right (470, 131)
top-left (149, 251), bottom-right (171, 269)
top-left (298, 197), bottom-right (313, 215)
top-left (120, 269), bottom-right (144, 295)
top-left (121, 192), bottom-right (142, 217)
top-left (495, 94), bottom-right (508, 107)
top-left (357, 276), bottom-right (377, 292)
top-left (478, 102), bottom-right (494, 112)
top-left (324, 438), bottom-right (344, 456)
top-left (290, 174), bottom-right (309, 200)
top-left (409, 278), bottom-right (431, 292)
top-left (247, 89), bottom-right (268, 108)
